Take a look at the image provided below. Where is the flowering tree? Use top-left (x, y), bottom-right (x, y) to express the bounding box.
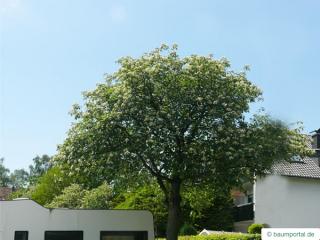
top-left (56, 45), bottom-right (310, 240)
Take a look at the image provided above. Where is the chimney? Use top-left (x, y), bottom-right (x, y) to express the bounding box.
top-left (312, 129), bottom-right (320, 158)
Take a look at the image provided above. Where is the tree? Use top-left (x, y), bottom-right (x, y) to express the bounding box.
top-left (55, 45), bottom-right (311, 240)
top-left (7, 155), bottom-right (53, 201)
top-left (193, 194), bottom-right (234, 231)
top-left (81, 182), bottom-right (113, 209)
top-left (181, 185), bottom-right (234, 231)
top-left (31, 166), bottom-right (71, 205)
top-left (46, 184), bottom-right (85, 208)
top-left (29, 155), bottom-right (52, 185)
top-left (47, 183), bottom-right (114, 209)
top-left (116, 184), bottom-right (168, 237)
top-left (10, 169), bottom-right (29, 189)
top-left (0, 158), bottom-right (10, 187)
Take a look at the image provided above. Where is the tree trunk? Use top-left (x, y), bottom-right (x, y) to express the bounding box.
top-left (166, 180), bottom-right (182, 240)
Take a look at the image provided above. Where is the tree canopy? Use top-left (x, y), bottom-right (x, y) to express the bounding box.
top-left (115, 183), bottom-right (168, 236)
top-left (47, 182), bottom-right (113, 209)
top-left (55, 45), bottom-right (311, 240)
top-left (10, 169), bottom-right (29, 189)
top-left (29, 155), bottom-right (52, 185)
top-left (0, 158), bottom-right (10, 187)
top-left (30, 166), bottom-right (71, 205)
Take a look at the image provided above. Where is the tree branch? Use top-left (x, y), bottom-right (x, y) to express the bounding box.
top-left (156, 177), bottom-right (169, 204)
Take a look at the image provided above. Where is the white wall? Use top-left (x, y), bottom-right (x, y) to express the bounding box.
top-left (0, 200), bottom-right (154, 240)
top-left (255, 175), bottom-right (320, 227)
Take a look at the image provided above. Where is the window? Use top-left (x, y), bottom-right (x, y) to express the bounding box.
top-left (45, 231), bottom-right (83, 240)
top-left (290, 155), bottom-right (303, 163)
top-left (14, 231), bottom-right (28, 240)
top-left (100, 231), bottom-right (148, 240)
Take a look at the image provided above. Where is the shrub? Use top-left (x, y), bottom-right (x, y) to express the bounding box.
top-left (179, 223), bottom-right (197, 236)
top-left (7, 188), bottom-right (32, 200)
top-left (248, 223), bottom-right (264, 234)
top-left (178, 233), bottom-right (261, 240)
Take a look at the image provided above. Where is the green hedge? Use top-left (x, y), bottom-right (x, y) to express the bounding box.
top-left (157, 234), bottom-right (261, 240)
top-left (178, 234), bottom-right (261, 240)
top-left (248, 224), bottom-right (264, 234)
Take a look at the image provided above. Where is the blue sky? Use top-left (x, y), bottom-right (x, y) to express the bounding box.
top-left (0, 0), bottom-right (319, 171)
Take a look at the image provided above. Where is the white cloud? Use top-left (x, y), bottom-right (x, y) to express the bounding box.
top-left (109, 4), bottom-right (127, 23)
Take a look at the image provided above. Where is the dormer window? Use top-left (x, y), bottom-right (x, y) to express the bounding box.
top-left (290, 155), bottom-right (303, 163)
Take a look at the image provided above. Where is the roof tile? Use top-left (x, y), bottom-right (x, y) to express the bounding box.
top-left (272, 156), bottom-right (320, 179)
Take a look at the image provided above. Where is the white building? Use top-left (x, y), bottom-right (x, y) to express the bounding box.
top-left (0, 199), bottom-right (154, 240)
top-left (234, 130), bottom-right (320, 232)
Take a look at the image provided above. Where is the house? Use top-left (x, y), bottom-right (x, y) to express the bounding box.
top-left (0, 199), bottom-right (154, 240)
top-left (233, 129), bottom-right (320, 232)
